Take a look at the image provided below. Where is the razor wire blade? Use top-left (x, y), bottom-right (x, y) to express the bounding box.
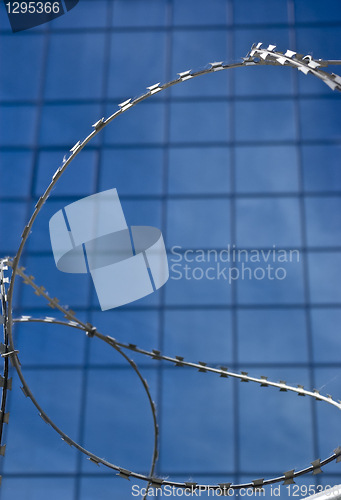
top-left (1, 43), bottom-right (341, 495)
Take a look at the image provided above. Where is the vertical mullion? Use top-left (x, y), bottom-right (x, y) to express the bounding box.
top-left (288, 0), bottom-right (319, 480)
top-left (157, 0), bottom-right (173, 476)
top-left (228, 0), bottom-right (240, 486)
top-left (73, 1), bottom-right (114, 498)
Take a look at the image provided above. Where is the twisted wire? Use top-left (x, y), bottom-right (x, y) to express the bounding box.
top-left (1, 43), bottom-right (341, 492)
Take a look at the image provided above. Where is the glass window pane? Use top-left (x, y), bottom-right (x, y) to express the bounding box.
top-left (236, 198), bottom-right (301, 247)
top-left (45, 34), bottom-right (106, 99)
top-left (235, 100), bottom-right (296, 142)
top-left (100, 148), bottom-right (164, 195)
top-left (309, 251), bottom-right (341, 303)
top-left (0, 105), bottom-right (37, 146)
top-left (237, 309), bottom-right (308, 363)
top-left (300, 99), bottom-right (341, 141)
top-left (169, 147), bottom-right (230, 194)
top-left (305, 197), bottom-right (341, 247)
top-left (236, 146), bottom-right (299, 193)
top-left (302, 145), bottom-right (341, 192)
top-left (170, 102), bottom-right (230, 143)
top-left (0, 151), bottom-right (34, 197)
top-left (112, 0), bottom-right (167, 27)
top-left (234, 0), bottom-right (288, 24)
top-left (0, 34), bottom-right (44, 100)
top-left (173, 0), bottom-right (229, 26)
top-left (107, 32), bottom-right (167, 98)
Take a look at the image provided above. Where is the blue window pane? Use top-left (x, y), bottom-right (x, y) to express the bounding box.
top-left (100, 148), bottom-right (164, 195)
top-left (166, 258), bottom-right (232, 306)
top-left (234, 28), bottom-right (290, 60)
top-left (104, 103), bottom-right (165, 145)
top-left (170, 102), bottom-right (230, 143)
top-left (161, 369), bottom-right (234, 473)
top-left (173, 0), bottom-right (229, 26)
top-left (171, 31), bottom-right (229, 97)
top-left (35, 150), bottom-right (97, 197)
top-left (4, 373), bottom-right (81, 473)
top-left (296, 27), bottom-right (341, 61)
top-left (0, 105), bottom-right (37, 146)
top-left (164, 309), bottom-right (233, 364)
top-left (236, 146), bottom-right (299, 193)
top-left (234, 0), bottom-right (288, 24)
top-left (235, 100), bottom-right (296, 142)
top-left (236, 198), bottom-right (301, 247)
top-left (305, 197), bottom-right (341, 247)
top-left (50, 0), bottom-right (108, 28)
top-left (295, 0), bottom-right (341, 22)
top-left (309, 252), bottom-right (341, 303)
top-left (81, 368), bottom-right (157, 472)
top-left (39, 104), bottom-right (101, 146)
top-left (234, 65), bottom-right (294, 97)
top-left (112, 0), bottom-right (167, 26)
top-left (167, 199), bottom-right (230, 248)
top-left (0, 151), bottom-right (33, 197)
top-left (300, 99), bottom-right (341, 141)
top-left (239, 368), bottom-right (313, 472)
top-left (89, 310), bottom-right (159, 366)
top-left (237, 309), bottom-right (308, 363)
top-left (120, 198), bottom-right (162, 228)
top-left (302, 145), bottom-right (341, 192)
top-left (169, 147), bottom-right (230, 194)
top-left (0, 201), bottom-right (27, 254)
top-left (45, 34), bottom-right (106, 99)
top-left (236, 258), bottom-right (305, 305)
top-left (107, 32), bottom-right (167, 98)
top-left (311, 309), bottom-right (341, 363)
top-left (1, 478), bottom-right (75, 500)
top-left (0, 34), bottom-right (44, 100)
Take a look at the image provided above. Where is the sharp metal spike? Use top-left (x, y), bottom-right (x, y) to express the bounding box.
top-left (92, 118), bottom-right (105, 129)
top-left (198, 362), bottom-right (207, 372)
top-left (267, 45), bottom-right (276, 52)
top-left (70, 141), bottom-right (81, 153)
top-left (279, 381), bottom-right (287, 392)
top-left (88, 457), bottom-right (100, 466)
top-left (220, 367), bottom-right (229, 378)
top-left (241, 371), bottom-right (249, 382)
top-left (117, 468), bottom-right (131, 480)
top-left (283, 470), bottom-right (295, 485)
top-left (0, 445), bottom-right (6, 457)
top-left (311, 459), bottom-right (323, 475)
top-left (285, 50), bottom-right (296, 58)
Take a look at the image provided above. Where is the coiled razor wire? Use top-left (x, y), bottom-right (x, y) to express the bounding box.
top-left (1, 43), bottom-right (341, 495)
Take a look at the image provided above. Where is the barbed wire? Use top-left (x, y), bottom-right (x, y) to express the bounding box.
top-left (2, 43), bottom-right (341, 494)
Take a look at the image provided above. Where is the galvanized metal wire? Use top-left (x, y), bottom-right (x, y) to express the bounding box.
top-left (1, 44), bottom-right (341, 493)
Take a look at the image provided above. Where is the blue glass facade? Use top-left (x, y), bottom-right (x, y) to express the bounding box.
top-left (1, 0), bottom-right (341, 498)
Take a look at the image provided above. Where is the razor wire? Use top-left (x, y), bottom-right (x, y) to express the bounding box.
top-left (1, 43), bottom-right (341, 494)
